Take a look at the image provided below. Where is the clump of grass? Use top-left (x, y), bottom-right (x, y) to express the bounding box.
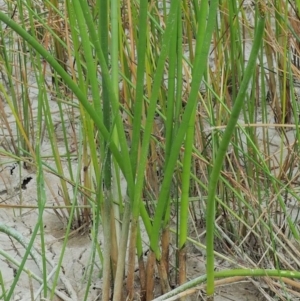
top-left (0, 0), bottom-right (300, 300)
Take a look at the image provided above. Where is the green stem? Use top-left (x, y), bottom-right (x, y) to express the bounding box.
top-left (205, 7), bottom-right (266, 296)
top-left (152, 268), bottom-right (300, 301)
top-left (179, 103), bottom-right (196, 249)
top-left (149, 0), bottom-right (219, 258)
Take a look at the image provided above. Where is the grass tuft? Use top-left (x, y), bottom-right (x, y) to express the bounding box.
top-left (0, 1), bottom-right (300, 300)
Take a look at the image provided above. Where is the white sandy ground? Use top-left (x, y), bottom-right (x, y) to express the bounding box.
top-left (0, 160), bottom-right (102, 301)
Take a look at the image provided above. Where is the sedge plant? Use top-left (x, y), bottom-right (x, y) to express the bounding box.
top-left (1, 1), bottom-right (300, 300)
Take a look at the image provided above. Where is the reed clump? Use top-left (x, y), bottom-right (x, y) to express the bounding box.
top-left (0, 1), bottom-right (300, 300)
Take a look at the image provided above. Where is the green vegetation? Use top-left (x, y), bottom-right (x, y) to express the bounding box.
top-left (0, 0), bottom-right (300, 300)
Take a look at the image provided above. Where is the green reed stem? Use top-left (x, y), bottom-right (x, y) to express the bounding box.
top-left (130, 0), bottom-right (148, 179)
top-left (179, 103), bottom-right (196, 249)
top-left (134, 1), bottom-right (181, 258)
top-left (77, 0), bottom-right (134, 199)
top-left (153, 268), bottom-right (300, 301)
top-left (149, 0), bottom-right (219, 258)
top-left (205, 7), bottom-right (265, 296)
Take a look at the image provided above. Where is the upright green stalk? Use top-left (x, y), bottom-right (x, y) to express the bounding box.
top-left (124, 0), bottom-right (150, 297)
top-left (77, 0), bottom-right (135, 199)
top-left (135, 0), bottom-right (181, 258)
top-left (178, 102), bottom-right (196, 285)
top-left (97, 0), bottom-right (112, 299)
top-left (130, 0), bottom-right (148, 176)
top-left (205, 5), bottom-right (266, 296)
top-left (110, 0), bottom-right (127, 298)
top-left (149, 0), bottom-right (219, 257)
top-left (99, 0), bottom-right (111, 191)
